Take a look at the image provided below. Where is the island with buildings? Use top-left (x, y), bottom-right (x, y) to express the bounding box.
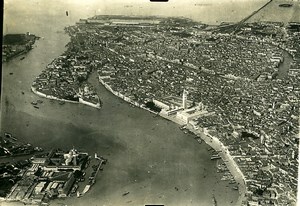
top-left (29, 14), bottom-right (300, 206)
top-left (2, 32), bottom-right (39, 62)
top-left (31, 55), bottom-right (101, 109)
top-left (0, 133), bottom-right (107, 205)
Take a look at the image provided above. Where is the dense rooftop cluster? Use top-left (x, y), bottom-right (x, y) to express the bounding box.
top-left (2, 33), bottom-right (38, 62)
top-left (32, 16), bottom-right (299, 206)
top-left (32, 53), bottom-right (101, 107)
top-left (1, 138), bottom-right (107, 205)
top-left (189, 23), bottom-right (299, 205)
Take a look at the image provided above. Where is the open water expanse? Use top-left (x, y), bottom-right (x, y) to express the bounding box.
top-left (2, 0), bottom-right (299, 205)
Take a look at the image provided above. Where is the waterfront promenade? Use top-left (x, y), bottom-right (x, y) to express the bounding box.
top-left (97, 74), bottom-right (246, 206)
top-left (187, 126), bottom-right (247, 206)
top-left (31, 86), bottom-right (101, 109)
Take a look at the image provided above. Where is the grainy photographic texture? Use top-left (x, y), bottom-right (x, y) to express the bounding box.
top-left (1, 0), bottom-right (300, 206)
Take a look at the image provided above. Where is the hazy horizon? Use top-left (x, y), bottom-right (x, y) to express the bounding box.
top-left (4, 0), bottom-right (270, 34)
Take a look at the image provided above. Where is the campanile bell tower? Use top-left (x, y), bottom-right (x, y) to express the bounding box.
top-left (182, 89), bottom-right (188, 110)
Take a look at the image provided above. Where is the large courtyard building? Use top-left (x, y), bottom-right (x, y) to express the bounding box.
top-left (32, 148), bottom-right (88, 171)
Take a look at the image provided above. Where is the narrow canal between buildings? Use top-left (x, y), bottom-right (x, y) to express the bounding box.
top-left (277, 49), bottom-right (293, 78)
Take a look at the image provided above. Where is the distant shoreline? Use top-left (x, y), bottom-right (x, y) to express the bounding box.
top-left (2, 33), bottom-right (39, 63)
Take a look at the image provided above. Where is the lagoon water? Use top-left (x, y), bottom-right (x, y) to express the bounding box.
top-left (2, 0), bottom-right (297, 205)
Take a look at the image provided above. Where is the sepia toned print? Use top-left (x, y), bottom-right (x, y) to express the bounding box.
top-left (1, 0), bottom-right (300, 206)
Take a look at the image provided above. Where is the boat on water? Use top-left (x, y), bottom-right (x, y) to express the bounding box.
top-left (37, 99), bottom-right (43, 104)
top-left (207, 147), bottom-right (213, 151)
top-left (197, 138), bottom-right (202, 144)
top-left (76, 191), bottom-right (82, 198)
top-left (211, 155), bottom-right (221, 160)
top-left (212, 195), bottom-right (217, 206)
top-left (179, 125), bottom-right (186, 130)
top-left (229, 180), bottom-right (236, 184)
top-left (33, 105), bottom-right (39, 109)
top-left (4, 132), bottom-right (17, 141)
top-left (153, 114), bottom-right (159, 118)
top-left (31, 101), bottom-right (38, 105)
top-left (279, 3), bottom-right (293, 7)
top-left (20, 56), bottom-right (25, 60)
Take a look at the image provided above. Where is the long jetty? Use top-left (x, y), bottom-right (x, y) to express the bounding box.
top-left (233, 0), bottom-right (273, 33)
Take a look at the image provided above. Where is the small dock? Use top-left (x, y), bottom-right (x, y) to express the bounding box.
top-left (77, 155), bottom-right (107, 196)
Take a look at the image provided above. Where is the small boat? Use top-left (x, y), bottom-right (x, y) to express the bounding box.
top-left (37, 99), bottom-right (43, 104)
top-left (233, 186), bottom-right (238, 190)
top-left (33, 105), bottom-right (39, 109)
top-left (122, 192), bottom-right (130, 196)
top-left (212, 195), bottom-right (217, 206)
top-left (20, 57), bottom-right (25, 60)
top-left (279, 3), bottom-right (293, 7)
top-left (31, 101), bottom-right (38, 105)
top-left (229, 180), bottom-right (236, 184)
top-left (179, 125), bottom-right (186, 130)
top-left (9, 72), bottom-right (13, 75)
top-left (207, 147), bottom-right (213, 151)
top-left (4, 132), bottom-right (17, 141)
top-left (76, 191), bottom-right (82, 198)
top-left (211, 155), bottom-right (221, 160)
